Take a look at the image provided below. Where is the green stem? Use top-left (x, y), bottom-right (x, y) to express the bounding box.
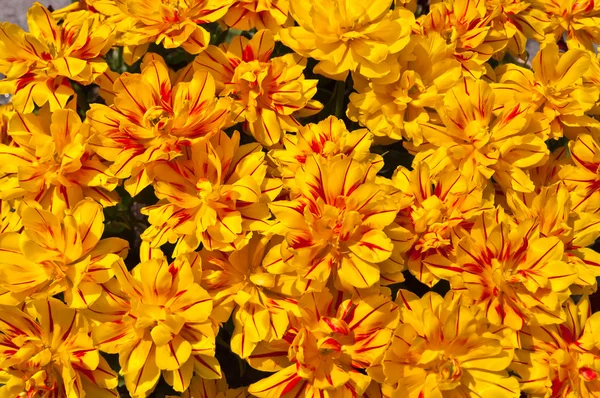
top-left (215, 28), bottom-right (229, 45)
top-left (334, 79), bottom-right (346, 119)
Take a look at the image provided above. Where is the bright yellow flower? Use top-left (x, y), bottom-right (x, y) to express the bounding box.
top-left (506, 183), bottom-right (600, 294)
top-left (200, 234), bottom-right (314, 359)
top-left (279, 0), bottom-right (414, 80)
top-left (534, 0), bottom-right (600, 51)
top-left (109, 0), bottom-right (235, 64)
top-left (92, 253), bottom-right (219, 397)
top-left (426, 209), bottom-right (578, 330)
top-left (418, 78), bottom-right (550, 193)
top-left (141, 130), bottom-right (282, 255)
top-left (512, 296), bottom-right (600, 397)
top-left (224, 0), bottom-right (290, 32)
top-left (247, 290), bottom-right (399, 397)
top-left (559, 134), bottom-right (600, 215)
top-left (417, 0), bottom-right (506, 79)
top-left (268, 154), bottom-right (400, 292)
top-left (88, 53), bottom-right (231, 196)
top-left (269, 115), bottom-right (382, 188)
top-left (0, 199), bottom-right (128, 308)
top-left (0, 3), bottom-right (113, 113)
top-left (389, 151), bottom-right (493, 287)
top-left (485, 0), bottom-right (550, 57)
top-left (377, 289), bottom-right (519, 397)
top-left (0, 298), bottom-right (118, 398)
top-left (348, 32), bottom-right (462, 143)
top-left (193, 30), bottom-right (321, 147)
top-left (492, 42), bottom-right (600, 139)
top-left (0, 106), bottom-right (119, 214)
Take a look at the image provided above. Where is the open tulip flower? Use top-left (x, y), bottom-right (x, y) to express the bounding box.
top-left (388, 151), bottom-right (493, 287)
top-left (268, 154), bottom-right (401, 293)
top-left (0, 199), bottom-right (128, 307)
top-left (512, 295), bottom-right (600, 397)
top-left (0, 3), bottom-right (114, 113)
top-left (91, 253), bottom-right (219, 396)
top-left (493, 42), bottom-right (600, 139)
top-left (0, 298), bottom-right (118, 398)
top-left (247, 289), bottom-right (399, 397)
top-left (279, 0), bottom-right (414, 80)
top-left (194, 29), bottom-right (322, 147)
top-left (376, 289), bottom-right (520, 397)
top-left (200, 234), bottom-right (315, 359)
top-left (535, 0), bottom-right (600, 51)
top-left (268, 115), bottom-right (382, 188)
top-left (3, 0), bottom-right (600, 396)
top-left (348, 32), bottom-right (462, 143)
top-left (418, 78), bottom-right (551, 193)
top-left (506, 184), bottom-right (600, 294)
top-left (0, 106), bottom-right (119, 214)
top-left (223, 0), bottom-right (290, 32)
top-left (426, 209), bottom-right (578, 330)
top-left (98, 0), bottom-right (236, 64)
top-left (417, 0), bottom-right (507, 79)
top-left (141, 130), bottom-right (282, 255)
top-left (88, 53), bottom-right (231, 196)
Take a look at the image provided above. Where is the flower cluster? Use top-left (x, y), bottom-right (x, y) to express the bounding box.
top-left (2, 0), bottom-right (600, 397)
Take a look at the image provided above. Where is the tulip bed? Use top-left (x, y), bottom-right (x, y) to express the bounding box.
top-left (2, 0), bottom-right (600, 397)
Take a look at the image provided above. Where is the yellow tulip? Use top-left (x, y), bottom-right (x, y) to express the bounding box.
top-left (268, 154), bottom-right (400, 292)
top-left (0, 298), bottom-right (118, 397)
top-left (348, 32), bottom-right (462, 143)
top-left (92, 253), bottom-right (219, 396)
top-left (418, 78), bottom-right (551, 193)
top-left (534, 0), bottom-right (600, 51)
top-left (493, 42), bottom-right (600, 139)
top-left (0, 199), bottom-right (128, 308)
top-left (0, 3), bottom-right (114, 113)
top-left (269, 115), bottom-right (382, 189)
top-left (141, 130), bottom-right (282, 255)
top-left (387, 151), bottom-right (493, 287)
top-left (0, 106), bottom-right (119, 214)
top-left (417, 0), bottom-right (506, 79)
top-left (193, 29), bottom-right (321, 147)
top-left (107, 0), bottom-right (235, 64)
top-left (512, 296), bottom-right (600, 397)
top-left (506, 183), bottom-right (600, 294)
top-left (224, 0), bottom-right (290, 32)
top-left (279, 0), bottom-right (414, 80)
top-left (485, 0), bottom-right (550, 57)
top-left (200, 234), bottom-right (315, 359)
top-left (247, 289), bottom-right (399, 397)
top-left (377, 289), bottom-right (519, 397)
top-left (88, 53), bottom-right (231, 196)
top-left (425, 209), bottom-right (578, 330)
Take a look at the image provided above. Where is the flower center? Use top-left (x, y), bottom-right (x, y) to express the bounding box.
top-left (196, 178), bottom-right (214, 200)
top-left (340, 31), bottom-right (366, 42)
top-left (438, 357), bottom-right (463, 383)
top-left (143, 106), bottom-right (172, 131)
